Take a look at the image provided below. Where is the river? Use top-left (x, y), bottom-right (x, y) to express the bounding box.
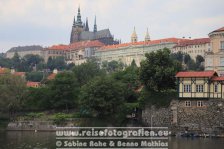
top-left (0, 131), bottom-right (223, 149)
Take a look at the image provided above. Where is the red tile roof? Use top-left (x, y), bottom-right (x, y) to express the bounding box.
top-left (212, 76), bottom-right (224, 81)
top-left (98, 38), bottom-right (189, 51)
top-left (174, 38), bottom-right (210, 47)
top-left (0, 68), bottom-right (9, 74)
top-left (210, 27), bottom-right (224, 33)
top-left (47, 40), bottom-right (105, 51)
top-left (26, 81), bottom-right (40, 87)
top-left (14, 72), bottom-right (25, 76)
top-left (176, 71), bottom-right (217, 78)
top-left (47, 73), bottom-right (57, 80)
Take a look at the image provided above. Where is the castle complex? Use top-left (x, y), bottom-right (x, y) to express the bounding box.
top-left (70, 7), bottom-right (118, 45)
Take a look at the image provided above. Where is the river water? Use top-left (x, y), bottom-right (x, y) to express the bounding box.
top-left (0, 131), bottom-right (223, 149)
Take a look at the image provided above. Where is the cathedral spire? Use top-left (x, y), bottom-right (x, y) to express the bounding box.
top-left (145, 27), bottom-right (150, 42)
top-left (85, 17), bottom-right (89, 31)
top-left (73, 16), bottom-right (76, 27)
top-left (131, 26), bottom-right (138, 43)
top-left (94, 15), bottom-right (97, 32)
top-left (76, 5), bottom-right (83, 27)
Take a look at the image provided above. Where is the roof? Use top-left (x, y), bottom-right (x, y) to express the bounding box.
top-left (14, 72), bottom-right (25, 76)
top-left (47, 73), bottom-right (57, 80)
top-left (47, 40), bottom-right (105, 51)
top-left (47, 44), bottom-right (69, 51)
top-left (210, 27), bottom-right (224, 33)
top-left (99, 38), bottom-right (189, 51)
top-left (174, 38), bottom-right (210, 48)
top-left (175, 71), bottom-right (217, 78)
top-left (79, 29), bottom-right (112, 41)
top-left (212, 76), bottom-right (224, 81)
top-left (0, 68), bottom-right (9, 74)
top-left (8, 45), bottom-right (43, 52)
top-left (26, 81), bottom-right (40, 87)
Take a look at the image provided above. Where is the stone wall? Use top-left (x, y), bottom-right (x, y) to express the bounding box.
top-left (142, 99), bottom-right (224, 133)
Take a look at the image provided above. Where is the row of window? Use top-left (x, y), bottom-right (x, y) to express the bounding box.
top-left (185, 101), bottom-right (203, 107)
top-left (183, 84), bottom-right (218, 92)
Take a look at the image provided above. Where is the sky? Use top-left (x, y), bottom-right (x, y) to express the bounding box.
top-left (0, 0), bottom-right (224, 52)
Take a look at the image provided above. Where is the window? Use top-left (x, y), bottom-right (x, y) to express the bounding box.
top-left (221, 41), bottom-right (224, 49)
top-left (220, 57), bottom-right (224, 66)
top-left (196, 85), bottom-right (204, 92)
top-left (197, 101), bottom-right (203, 107)
top-left (185, 101), bottom-right (191, 107)
top-left (183, 84), bottom-right (191, 92)
top-left (214, 84), bottom-right (218, 93)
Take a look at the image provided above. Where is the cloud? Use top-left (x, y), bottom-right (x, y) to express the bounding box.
top-left (0, 0), bottom-right (224, 52)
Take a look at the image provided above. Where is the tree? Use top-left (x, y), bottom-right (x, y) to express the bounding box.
top-left (184, 54), bottom-right (191, 64)
top-left (11, 52), bottom-right (22, 71)
top-left (73, 59), bottom-right (105, 86)
top-left (49, 72), bottom-right (79, 110)
top-left (47, 56), bottom-right (66, 71)
top-left (0, 75), bottom-right (26, 118)
top-left (195, 55), bottom-right (205, 71)
top-left (26, 71), bottom-right (44, 82)
top-left (79, 76), bottom-right (126, 119)
top-left (170, 51), bottom-right (184, 63)
top-left (139, 48), bottom-right (181, 91)
top-left (102, 60), bottom-right (124, 73)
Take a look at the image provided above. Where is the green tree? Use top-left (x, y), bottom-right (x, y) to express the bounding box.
top-left (26, 71), bottom-right (44, 82)
top-left (0, 75), bottom-right (26, 118)
top-left (73, 59), bottom-right (104, 86)
top-left (102, 60), bottom-right (124, 73)
top-left (47, 56), bottom-right (66, 71)
top-left (49, 72), bottom-right (79, 110)
top-left (79, 76), bottom-right (126, 119)
top-left (139, 48), bottom-right (181, 91)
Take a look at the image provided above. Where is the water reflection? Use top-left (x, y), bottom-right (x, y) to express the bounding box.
top-left (0, 131), bottom-right (224, 149)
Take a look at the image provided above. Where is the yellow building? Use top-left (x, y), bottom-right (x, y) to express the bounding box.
top-left (176, 71), bottom-right (224, 100)
top-left (205, 27), bottom-right (224, 75)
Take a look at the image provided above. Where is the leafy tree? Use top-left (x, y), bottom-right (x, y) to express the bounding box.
top-left (73, 59), bottom-right (105, 86)
top-left (184, 54), bottom-right (191, 64)
top-left (79, 76), bottom-right (126, 119)
top-left (26, 72), bottom-right (44, 82)
top-left (11, 52), bottom-right (22, 71)
top-left (49, 72), bottom-right (79, 110)
top-left (170, 51), bottom-right (184, 63)
top-left (0, 75), bottom-right (26, 118)
top-left (102, 60), bottom-right (124, 73)
top-left (139, 48), bottom-right (181, 91)
top-left (47, 56), bottom-right (66, 71)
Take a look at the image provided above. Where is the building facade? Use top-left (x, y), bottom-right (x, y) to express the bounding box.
top-left (6, 45), bottom-right (43, 58)
top-left (70, 7), bottom-right (118, 45)
top-left (42, 45), bottom-right (68, 62)
top-left (95, 38), bottom-right (187, 66)
top-left (205, 27), bottom-right (224, 75)
top-left (176, 71), bottom-right (224, 100)
top-left (172, 38), bottom-right (210, 60)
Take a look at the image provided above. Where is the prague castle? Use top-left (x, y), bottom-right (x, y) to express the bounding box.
top-left (70, 7), bottom-right (119, 45)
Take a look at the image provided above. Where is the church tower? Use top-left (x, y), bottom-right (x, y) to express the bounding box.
top-left (94, 16), bottom-right (97, 32)
top-left (70, 6), bottom-right (84, 43)
top-left (131, 27), bottom-right (138, 43)
top-left (145, 28), bottom-right (150, 42)
top-left (85, 18), bottom-right (89, 31)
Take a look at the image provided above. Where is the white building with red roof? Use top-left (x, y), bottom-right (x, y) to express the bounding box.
top-left (95, 37), bottom-right (188, 66)
top-left (172, 38), bottom-right (211, 60)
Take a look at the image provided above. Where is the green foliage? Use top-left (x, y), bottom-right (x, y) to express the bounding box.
top-left (139, 88), bottom-right (177, 108)
top-left (139, 48), bottom-right (181, 91)
top-left (26, 112), bottom-right (44, 119)
top-left (26, 71), bottom-right (44, 82)
top-left (49, 72), bottom-right (79, 110)
top-left (79, 76), bottom-right (126, 119)
top-left (52, 113), bottom-right (70, 125)
top-left (0, 75), bottom-right (26, 114)
top-left (47, 56), bottom-right (66, 71)
top-left (73, 59), bottom-right (105, 86)
top-left (102, 60), bottom-right (124, 73)
top-left (22, 87), bottom-right (52, 110)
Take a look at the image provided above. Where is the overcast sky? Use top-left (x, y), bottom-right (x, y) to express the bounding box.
top-left (0, 0), bottom-right (224, 52)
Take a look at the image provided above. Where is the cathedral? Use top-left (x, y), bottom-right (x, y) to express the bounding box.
top-left (70, 7), bottom-right (119, 45)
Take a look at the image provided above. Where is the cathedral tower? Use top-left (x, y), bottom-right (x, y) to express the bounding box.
top-left (94, 16), bottom-right (97, 32)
